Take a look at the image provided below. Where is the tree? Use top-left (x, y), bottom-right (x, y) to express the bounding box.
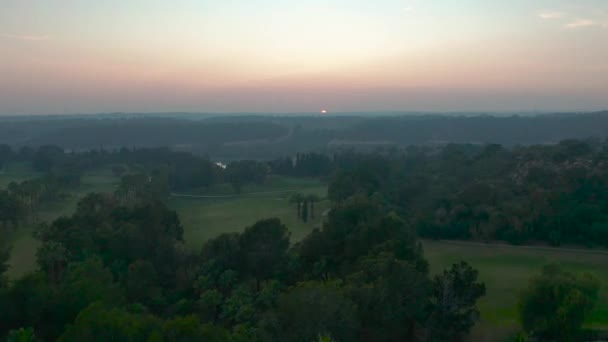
top-left (126, 260), bottom-right (163, 308)
top-left (0, 144), bottom-right (14, 169)
top-left (289, 193), bottom-right (304, 219)
top-left (32, 145), bottom-right (64, 173)
top-left (58, 303), bottom-right (162, 342)
top-left (6, 327), bottom-right (36, 342)
top-left (274, 282), bottom-right (357, 342)
top-left (306, 194), bottom-right (320, 220)
top-left (50, 257), bottom-right (124, 338)
top-left (0, 245), bottom-right (10, 283)
top-left (426, 262), bottom-right (486, 341)
top-left (163, 315), bottom-right (230, 342)
top-left (201, 233), bottom-right (242, 273)
top-left (0, 190), bottom-right (21, 228)
top-left (36, 241), bottom-right (69, 284)
top-left (518, 265), bottom-right (599, 341)
top-left (0, 273), bottom-right (59, 340)
top-left (302, 200), bottom-right (309, 223)
top-left (348, 255), bottom-right (430, 341)
top-left (239, 219), bottom-right (290, 289)
top-left (317, 334), bottom-right (336, 342)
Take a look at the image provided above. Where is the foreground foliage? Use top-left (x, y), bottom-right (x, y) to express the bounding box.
top-left (518, 265), bottom-right (599, 341)
top-left (0, 191), bottom-right (486, 341)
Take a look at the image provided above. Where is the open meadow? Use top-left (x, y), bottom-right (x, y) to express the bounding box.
top-left (169, 175), bottom-right (329, 249)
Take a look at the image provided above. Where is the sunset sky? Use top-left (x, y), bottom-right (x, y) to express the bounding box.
top-left (1, 0), bottom-right (607, 114)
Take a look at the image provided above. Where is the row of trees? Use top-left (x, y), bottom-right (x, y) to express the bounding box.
top-left (289, 193), bottom-right (321, 222)
top-left (0, 175), bottom-right (75, 230)
top-left (269, 153), bottom-right (332, 178)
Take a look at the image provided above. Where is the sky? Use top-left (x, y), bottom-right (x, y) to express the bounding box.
top-left (1, 0), bottom-right (607, 115)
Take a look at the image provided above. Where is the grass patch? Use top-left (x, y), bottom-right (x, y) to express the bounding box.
top-left (170, 176), bottom-right (328, 249)
top-left (423, 240), bottom-right (608, 340)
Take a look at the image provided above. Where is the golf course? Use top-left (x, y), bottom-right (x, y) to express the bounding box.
top-left (2, 162), bottom-right (608, 340)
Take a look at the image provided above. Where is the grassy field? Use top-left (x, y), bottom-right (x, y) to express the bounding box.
top-left (423, 240), bottom-right (608, 340)
top-left (4, 170), bottom-right (329, 278)
top-left (169, 176), bottom-right (329, 249)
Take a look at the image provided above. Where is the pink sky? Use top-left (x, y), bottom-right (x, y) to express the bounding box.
top-left (1, 0), bottom-right (607, 114)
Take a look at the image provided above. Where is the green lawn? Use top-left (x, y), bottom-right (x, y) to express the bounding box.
top-left (170, 176), bottom-right (328, 249)
top-left (423, 240), bottom-right (608, 341)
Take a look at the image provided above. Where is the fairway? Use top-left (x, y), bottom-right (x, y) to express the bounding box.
top-left (170, 176), bottom-right (329, 249)
top-left (3, 171), bottom-right (328, 279)
top-left (423, 240), bottom-right (608, 340)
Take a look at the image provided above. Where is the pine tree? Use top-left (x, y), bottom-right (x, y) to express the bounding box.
top-left (302, 200), bottom-right (309, 223)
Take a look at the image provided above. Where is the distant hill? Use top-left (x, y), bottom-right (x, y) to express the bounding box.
top-left (0, 111), bottom-right (606, 159)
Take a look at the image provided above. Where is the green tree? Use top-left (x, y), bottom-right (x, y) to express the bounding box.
top-left (201, 233), bottom-right (241, 273)
top-left (426, 262), bottom-right (486, 342)
top-left (518, 265), bottom-right (600, 341)
top-left (239, 219), bottom-right (290, 289)
top-left (126, 260), bottom-right (163, 308)
top-left (58, 303), bottom-right (162, 342)
top-left (348, 255), bottom-right (430, 341)
top-left (302, 200), bottom-right (309, 223)
top-left (0, 245), bottom-right (10, 285)
top-left (306, 194), bottom-right (320, 220)
top-left (274, 282), bottom-right (357, 342)
top-left (0, 273), bottom-right (53, 339)
top-left (6, 327), bottom-right (36, 342)
top-left (36, 241), bottom-right (69, 284)
top-left (163, 315), bottom-right (230, 342)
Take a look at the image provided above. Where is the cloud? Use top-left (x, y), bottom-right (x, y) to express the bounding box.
top-left (564, 19), bottom-right (601, 29)
top-left (538, 11), bottom-right (565, 19)
top-left (402, 6), bottom-right (414, 12)
top-left (0, 33), bottom-right (50, 41)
